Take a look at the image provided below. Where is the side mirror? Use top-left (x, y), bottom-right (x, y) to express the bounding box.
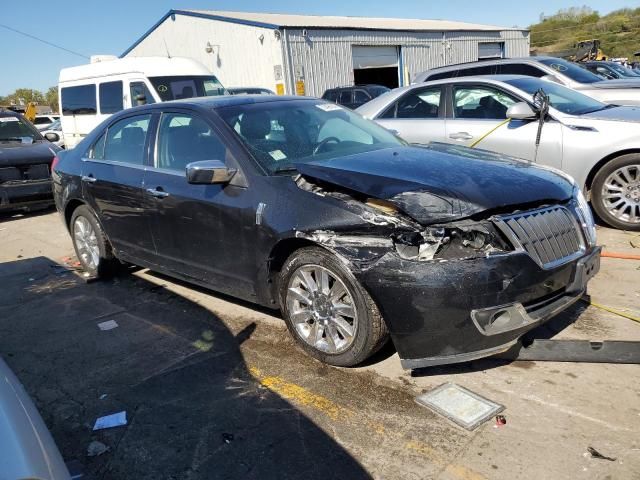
top-left (506, 102), bottom-right (538, 121)
top-left (186, 160), bottom-right (237, 185)
top-left (135, 94), bottom-right (147, 106)
top-left (44, 132), bottom-right (60, 142)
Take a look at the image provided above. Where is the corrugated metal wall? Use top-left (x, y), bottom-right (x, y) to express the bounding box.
top-left (282, 28), bottom-right (529, 96)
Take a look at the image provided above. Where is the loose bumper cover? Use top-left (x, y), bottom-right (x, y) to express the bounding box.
top-left (359, 246), bottom-right (601, 369)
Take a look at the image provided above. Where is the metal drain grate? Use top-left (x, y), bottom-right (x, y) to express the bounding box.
top-left (415, 383), bottom-right (504, 430)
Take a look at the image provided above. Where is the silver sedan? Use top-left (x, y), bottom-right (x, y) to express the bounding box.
top-left (357, 75), bottom-right (640, 230)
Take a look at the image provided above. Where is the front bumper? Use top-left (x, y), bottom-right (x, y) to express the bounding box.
top-left (358, 246), bottom-right (601, 369)
top-left (0, 179), bottom-right (53, 211)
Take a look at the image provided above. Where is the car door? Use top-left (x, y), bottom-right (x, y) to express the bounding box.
top-left (142, 109), bottom-right (256, 296)
top-left (445, 83), bottom-right (563, 168)
top-left (81, 112), bottom-right (156, 262)
top-left (375, 85), bottom-right (446, 144)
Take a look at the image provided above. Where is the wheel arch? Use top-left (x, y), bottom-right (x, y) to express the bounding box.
top-left (64, 198), bottom-right (86, 230)
top-left (585, 149), bottom-right (640, 193)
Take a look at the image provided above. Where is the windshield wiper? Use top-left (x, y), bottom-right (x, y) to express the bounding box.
top-left (273, 166), bottom-right (297, 174)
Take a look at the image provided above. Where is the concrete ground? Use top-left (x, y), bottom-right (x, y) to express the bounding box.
top-left (0, 208), bottom-right (639, 480)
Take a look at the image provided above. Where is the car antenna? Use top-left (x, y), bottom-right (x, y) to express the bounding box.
top-left (163, 38), bottom-right (171, 58)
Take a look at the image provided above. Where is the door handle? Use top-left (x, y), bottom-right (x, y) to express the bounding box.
top-left (81, 175), bottom-right (97, 183)
top-left (146, 188), bottom-right (169, 198)
top-left (449, 132), bottom-right (473, 141)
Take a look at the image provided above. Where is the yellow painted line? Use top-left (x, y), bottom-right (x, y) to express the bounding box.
top-left (249, 366), bottom-right (487, 480)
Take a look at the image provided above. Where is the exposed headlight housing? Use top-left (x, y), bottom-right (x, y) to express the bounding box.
top-left (574, 187), bottom-right (597, 247)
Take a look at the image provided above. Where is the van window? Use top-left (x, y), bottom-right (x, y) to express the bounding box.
top-left (99, 81), bottom-right (123, 114)
top-left (130, 82), bottom-right (156, 106)
top-left (61, 85), bottom-right (97, 115)
top-left (149, 75), bottom-right (226, 101)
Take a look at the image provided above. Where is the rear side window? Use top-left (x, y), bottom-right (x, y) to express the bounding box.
top-left (99, 81), bottom-right (123, 114)
top-left (89, 132), bottom-right (107, 160)
top-left (103, 114), bottom-right (151, 165)
top-left (381, 87), bottom-right (441, 119)
top-left (33, 117), bottom-right (51, 125)
top-left (323, 90), bottom-right (338, 102)
top-left (497, 64), bottom-right (545, 77)
top-left (61, 85), bottom-right (97, 115)
top-left (338, 90), bottom-right (352, 105)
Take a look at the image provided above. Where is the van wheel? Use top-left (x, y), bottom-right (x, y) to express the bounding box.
top-left (69, 205), bottom-right (117, 277)
top-left (279, 247), bottom-right (388, 367)
top-left (591, 154), bottom-right (640, 231)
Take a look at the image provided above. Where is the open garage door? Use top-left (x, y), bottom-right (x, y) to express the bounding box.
top-left (352, 45), bottom-right (399, 89)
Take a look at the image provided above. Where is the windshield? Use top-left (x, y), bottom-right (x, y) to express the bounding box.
top-left (506, 77), bottom-right (608, 115)
top-left (605, 63), bottom-right (640, 78)
top-left (0, 115), bottom-right (41, 143)
top-left (537, 58), bottom-right (603, 84)
top-left (149, 75), bottom-right (227, 101)
top-left (217, 100), bottom-right (404, 174)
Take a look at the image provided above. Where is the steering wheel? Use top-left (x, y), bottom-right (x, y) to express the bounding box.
top-left (313, 137), bottom-right (341, 155)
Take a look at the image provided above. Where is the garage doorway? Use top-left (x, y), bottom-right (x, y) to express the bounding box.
top-left (352, 45), bottom-right (399, 89)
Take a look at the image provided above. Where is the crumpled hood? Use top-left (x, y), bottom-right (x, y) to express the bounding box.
top-left (295, 144), bottom-right (573, 224)
top-left (0, 141), bottom-right (57, 167)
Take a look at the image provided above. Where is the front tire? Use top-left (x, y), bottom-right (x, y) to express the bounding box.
top-left (279, 247), bottom-right (388, 367)
top-left (591, 154), bottom-right (640, 231)
top-left (69, 205), bottom-right (117, 277)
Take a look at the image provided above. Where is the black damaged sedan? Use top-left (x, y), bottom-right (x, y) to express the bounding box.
top-left (52, 96), bottom-right (600, 369)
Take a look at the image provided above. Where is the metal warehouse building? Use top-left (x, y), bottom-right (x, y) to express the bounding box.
top-left (123, 9), bottom-right (530, 97)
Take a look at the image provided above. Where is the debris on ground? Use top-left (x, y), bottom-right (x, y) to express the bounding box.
top-left (99, 393), bottom-right (108, 400)
top-left (415, 383), bottom-right (504, 430)
top-left (93, 411), bottom-right (127, 431)
top-left (87, 440), bottom-right (110, 457)
top-left (587, 446), bottom-right (617, 462)
top-left (97, 320), bottom-right (119, 331)
top-left (495, 415), bottom-right (507, 426)
top-left (222, 433), bottom-right (234, 444)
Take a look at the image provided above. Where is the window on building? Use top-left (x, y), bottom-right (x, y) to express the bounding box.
top-left (478, 42), bottom-right (504, 59)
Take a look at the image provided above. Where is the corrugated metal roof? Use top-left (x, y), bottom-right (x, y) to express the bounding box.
top-left (184, 9), bottom-right (524, 32)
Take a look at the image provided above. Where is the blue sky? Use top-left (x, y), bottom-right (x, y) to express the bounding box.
top-left (0, 0), bottom-right (633, 95)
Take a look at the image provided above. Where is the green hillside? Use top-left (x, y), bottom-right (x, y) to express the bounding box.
top-left (529, 6), bottom-right (640, 61)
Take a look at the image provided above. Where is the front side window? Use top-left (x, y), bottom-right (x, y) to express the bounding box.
top-left (102, 114), bottom-right (151, 165)
top-left (130, 82), bottom-right (156, 106)
top-left (338, 90), bottom-right (352, 105)
top-left (453, 86), bottom-right (517, 119)
top-left (323, 90), bottom-right (338, 102)
top-left (217, 100), bottom-right (403, 175)
top-left (149, 76), bottom-right (226, 101)
top-left (61, 84), bottom-right (97, 115)
top-left (156, 113), bottom-right (227, 172)
top-left (381, 87), bottom-right (441, 119)
top-left (99, 81), bottom-right (124, 114)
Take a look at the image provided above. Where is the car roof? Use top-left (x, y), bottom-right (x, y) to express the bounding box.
top-left (418, 56), bottom-right (558, 76)
top-left (0, 110), bottom-right (25, 118)
top-left (405, 74), bottom-right (533, 89)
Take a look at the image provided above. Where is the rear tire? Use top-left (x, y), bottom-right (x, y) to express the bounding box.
top-left (591, 154), bottom-right (640, 231)
top-left (69, 205), bottom-right (117, 277)
top-left (279, 247), bottom-right (388, 367)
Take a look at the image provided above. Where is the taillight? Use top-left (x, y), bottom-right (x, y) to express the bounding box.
top-left (51, 155), bottom-right (60, 171)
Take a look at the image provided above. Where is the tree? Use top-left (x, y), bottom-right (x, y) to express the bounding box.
top-left (45, 87), bottom-right (59, 112)
top-left (4, 88), bottom-right (44, 106)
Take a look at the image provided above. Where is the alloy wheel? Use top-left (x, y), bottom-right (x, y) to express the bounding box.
top-left (286, 265), bottom-right (358, 354)
top-left (73, 216), bottom-right (100, 270)
top-left (601, 165), bottom-right (640, 224)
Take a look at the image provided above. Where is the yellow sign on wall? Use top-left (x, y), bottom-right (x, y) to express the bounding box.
top-left (275, 83), bottom-right (285, 95)
top-left (295, 80), bottom-right (305, 96)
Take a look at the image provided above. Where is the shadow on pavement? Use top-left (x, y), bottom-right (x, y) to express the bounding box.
top-left (0, 204), bottom-right (56, 223)
top-left (0, 256), bottom-right (371, 479)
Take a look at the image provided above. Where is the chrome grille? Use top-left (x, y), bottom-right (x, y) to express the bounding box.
top-left (495, 206), bottom-right (585, 269)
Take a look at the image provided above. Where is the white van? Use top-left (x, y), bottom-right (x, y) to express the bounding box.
top-left (58, 56), bottom-right (226, 148)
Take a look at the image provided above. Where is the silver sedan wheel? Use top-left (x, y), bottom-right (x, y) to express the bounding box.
top-left (286, 265), bottom-right (358, 354)
top-left (73, 216), bottom-right (99, 270)
top-left (602, 165), bottom-right (640, 224)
